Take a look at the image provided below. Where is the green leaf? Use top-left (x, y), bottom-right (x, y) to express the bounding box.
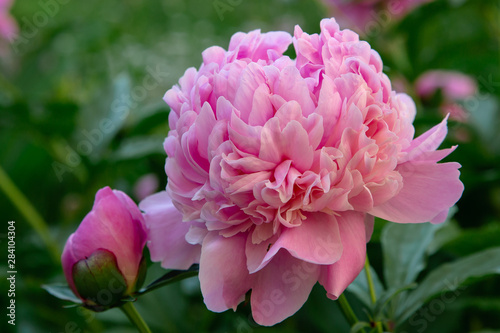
top-left (374, 283), bottom-right (417, 319)
top-left (347, 265), bottom-right (385, 309)
top-left (135, 264), bottom-right (199, 296)
top-left (381, 222), bottom-right (443, 288)
top-left (427, 216), bottom-right (461, 255)
top-left (350, 321), bottom-right (371, 333)
top-left (42, 283), bottom-right (82, 304)
top-left (110, 135), bottom-right (165, 161)
top-left (443, 222), bottom-right (500, 257)
top-left (76, 73), bottom-right (132, 161)
top-left (396, 247), bottom-right (500, 324)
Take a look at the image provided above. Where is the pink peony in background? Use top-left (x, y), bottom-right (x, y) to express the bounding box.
top-left (140, 18), bottom-right (464, 326)
top-left (0, 0), bottom-right (17, 42)
top-left (323, 0), bottom-right (433, 35)
top-left (416, 70), bottom-right (477, 122)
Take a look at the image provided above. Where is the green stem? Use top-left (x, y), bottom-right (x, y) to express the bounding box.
top-left (0, 164), bottom-right (60, 262)
top-left (365, 256), bottom-right (384, 333)
top-left (120, 301), bottom-right (152, 333)
top-left (338, 293), bottom-right (359, 327)
top-left (364, 256), bottom-right (377, 305)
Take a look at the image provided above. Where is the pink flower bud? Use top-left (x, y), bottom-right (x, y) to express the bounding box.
top-left (61, 187), bottom-right (147, 310)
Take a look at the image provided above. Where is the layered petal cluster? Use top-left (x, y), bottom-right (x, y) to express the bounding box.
top-left (142, 18), bottom-right (463, 326)
top-left (62, 187), bottom-right (147, 307)
top-left (323, 0), bottom-right (433, 35)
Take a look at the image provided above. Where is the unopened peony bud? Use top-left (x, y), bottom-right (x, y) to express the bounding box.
top-left (62, 187), bottom-right (147, 310)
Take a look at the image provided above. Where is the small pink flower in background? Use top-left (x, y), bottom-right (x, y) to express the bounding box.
top-left (416, 70), bottom-right (477, 122)
top-left (141, 18), bottom-right (464, 326)
top-left (62, 187), bottom-right (147, 309)
top-left (133, 173), bottom-right (160, 201)
top-left (323, 0), bottom-right (433, 35)
top-left (0, 0), bottom-right (17, 42)
top-left (416, 70), bottom-right (477, 100)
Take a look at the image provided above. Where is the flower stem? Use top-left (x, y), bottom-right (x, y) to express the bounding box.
top-left (0, 164), bottom-right (60, 262)
top-left (337, 293), bottom-right (359, 327)
top-left (364, 256), bottom-right (377, 305)
top-left (120, 301), bottom-right (152, 333)
top-left (365, 256), bottom-right (384, 333)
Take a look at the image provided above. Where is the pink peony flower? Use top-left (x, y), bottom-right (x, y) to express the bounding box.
top-left (416, 70), bottom-right (477, 101)
top-left (323, 0), bottom-right (433, 35)
top-left (141, 18), bottom-right (464, 326)
top-left (62, 187), bottom-right (147, 309)
top-left (0, 0), bottom-right (17, 42)
top-left (416, 70), bottom-right (477, 122)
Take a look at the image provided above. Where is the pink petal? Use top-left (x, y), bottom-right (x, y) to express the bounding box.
top-left (202, 46), bottom-right (225, 67)
top-left (251, 250), bottom-right (320, 326)
top-left (233, 62), bottom-right (268, 123)
top-left (400, 116), bottom-right (449, 164)
top-left (319, 211), bottom-right (368, 299)
top-left (199, 232), bottom-right (254, 312)
top-left (195, 102), bottom-right (217, 160)
top-left (247, 212), bottom-right (342, 273)
top-left (139, 191), bottom-right (201, 269)
top-left (270, 66), bottom-right (316, 116)
top-left (369, 161), bottom-right (464, 223)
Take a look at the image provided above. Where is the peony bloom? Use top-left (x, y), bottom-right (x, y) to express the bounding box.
top-left (141, 18), bottom-right (463, 326)
top-left (416, 70), bottom-right (477, 122)
top-left (323, 0), bottom-right (433, 35)
top-left (62, 187), bottom-right (147, 310)
top-left (0, 0), bottom-right (17, 42)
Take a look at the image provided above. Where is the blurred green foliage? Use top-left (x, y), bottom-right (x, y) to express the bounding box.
top-left (0, 0), bottom-right (499, 332)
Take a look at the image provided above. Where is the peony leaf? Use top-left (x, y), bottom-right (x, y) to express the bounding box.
top-left (395, 247), bottom-right (500, 325)
top-left (381, 221), bottom-right (443, 289)
top-left (76, 73), bottom-right (131, 161)
top-left (347, 265), bottom-right (384, 309)
top-left (110, 135), bottom-right (165, 161)
top-left (373, 283), bottom-right (417, 320)
top-left (349, 321), bottom-right (371, 333)
top-left (42, 283), bottom-right (82, 304)
top-left (135, 264), bottom-right (199, 296)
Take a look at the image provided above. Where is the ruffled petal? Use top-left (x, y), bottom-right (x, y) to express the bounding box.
top-left (139, 191), bottom-right (201, 269)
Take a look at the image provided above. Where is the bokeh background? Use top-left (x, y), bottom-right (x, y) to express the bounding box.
top-left (1, 0), bottom-right (499, 332)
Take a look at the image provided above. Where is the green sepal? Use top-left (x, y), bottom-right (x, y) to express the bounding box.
top-left (72, 249), bottom-right (127, 312)
top-left (133, 256), bottom-right (147, 293)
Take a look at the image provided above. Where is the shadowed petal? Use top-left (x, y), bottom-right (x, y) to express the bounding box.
top-left (199, 232), bottom-right (254, 312)
top-left (139, 191), bottom-right (201, 269)
top-left (251, 250), bottom-right (320, 326)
